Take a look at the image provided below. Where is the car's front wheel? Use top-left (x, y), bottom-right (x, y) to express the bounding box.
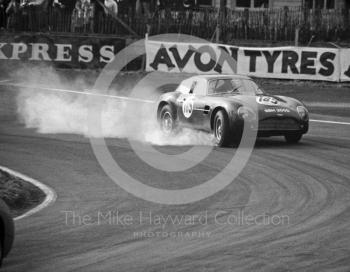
top-left (214, 110), bottom-right (232, 147)
top-left (285, 133), bottom-right (303, 143)
top-left (0, 235), bottom-right (3, 267)
top-left (159, 105), bottom-right (176, 134)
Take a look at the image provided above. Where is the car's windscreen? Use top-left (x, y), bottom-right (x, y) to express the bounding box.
top-left (208, 79), bottom-right (264, 95)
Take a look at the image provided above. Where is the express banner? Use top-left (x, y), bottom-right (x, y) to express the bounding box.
top-left (0, 33), bottom-right (127, 69)
top-left (146, 39), bottom-right (350, 82)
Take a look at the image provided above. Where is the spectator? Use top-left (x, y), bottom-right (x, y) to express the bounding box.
top-left (71, 0), bottom-right (84, 31)
top-left (155, 0), bottom-right (171, 19)
top-left (182, 0), bottom-right (195, 22)
top-left (60, 0), bottom-right (74, 11)
top-left (21, 0), bottom-right (48, 32)
top-left (48, 0), bottom-right (74, 32)
top-left (50, 0), bottom-right (65, 31)
top-left (5, 0), bottom-right (19, 31)
top-left (40, 0), bottom-right (50, 31)
top-left (140, 0), bottom-right (150, 18)
top-left (92, 0), bottom-right (103, 32)
top-left (135, 0), bottom-right (140, 15)
top-left (149, 0), bottom-right (156, 13)
top-left (123, 0), bottom-right (136, 21)
top-left (52, 0), bottom-right (64, 9)
top-left (100, 0), bottom-right (118, 33)
top-left (71, 0), bottom-right (95, 32)
top-left (19, 0), bottom-right (28, 8)
top-left (104, 0), bottom-right (117, 17)
top-left (0, 0), bottom-right (7, 30)
top-left (114, 0), bottom-right (127, 15)
top-left (17, 0), bottom-right (28, 30)
top-left (183, 0), bottom-right (194, 9)
top-left (84, 0), bottom-right (95, 32)
top-left (157, 0), bottom-right (175, 10)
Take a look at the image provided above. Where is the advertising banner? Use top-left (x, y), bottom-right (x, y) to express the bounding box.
top-left (339, 48), bottom-right (350, 82)
top-left (0, 33), bottom-right (126, 69)
top-left (146, 40), bottom-right (238, 75)
top-left (237, 47), bottom-right (340, 82)
top-left (146, 39), bottom-right (350, 82)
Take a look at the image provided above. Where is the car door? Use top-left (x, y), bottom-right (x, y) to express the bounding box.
top-left (177, 79), bottom-right (208, 129)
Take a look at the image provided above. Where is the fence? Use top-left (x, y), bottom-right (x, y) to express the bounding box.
top-left (147, 7), bottom-right (350, 44)
top-left (3, 6), bottom-right (350, 44)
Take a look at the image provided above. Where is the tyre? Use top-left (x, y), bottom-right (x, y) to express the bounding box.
top-left (0, 237), bottom-right (2, 267)
top-left (159, 105), bottom-right (176, 134)
top-left (213, 110), bottom-right (232, 147)
top-left (285, 133), bottom-right (303, 143)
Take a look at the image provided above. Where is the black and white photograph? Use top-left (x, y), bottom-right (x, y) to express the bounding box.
top-left (0, 0), bottom-right (349, 271)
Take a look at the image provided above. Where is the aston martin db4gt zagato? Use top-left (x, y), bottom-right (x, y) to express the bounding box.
top-left (157, 75), bottom-right (309, 147)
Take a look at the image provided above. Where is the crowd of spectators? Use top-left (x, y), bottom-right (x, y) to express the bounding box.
top-left (0, 0), bottom-right (74, 31)
top-left (0, 0), bottom-right (198, 32)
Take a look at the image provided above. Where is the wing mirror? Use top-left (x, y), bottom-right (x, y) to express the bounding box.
top-left (189, 81), bottom-right (197, 94)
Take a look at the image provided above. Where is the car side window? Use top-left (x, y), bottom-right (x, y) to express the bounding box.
top-left (207, 80), bottom-right (217, 95)
top-left (231, 79), bottom-right (244, 93)
top-left (242, 79), bottom-right (264, 95)
top-left (214, 79), bottom-right (234, 94)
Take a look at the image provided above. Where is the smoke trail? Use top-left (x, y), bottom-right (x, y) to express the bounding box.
top-left (15, 67), bottom-right (214, 146)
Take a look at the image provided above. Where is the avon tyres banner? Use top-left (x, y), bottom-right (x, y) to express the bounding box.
top-left (145, 40), bottom-right (238, 74)
top-left (339, 49), bottom-right (350, 82)
top-left (237, 47), bottom-right (340, 82)
top-left (0, 33), bottom-right (126, 69)
top-left (146, 39), bottom-right (349, 82)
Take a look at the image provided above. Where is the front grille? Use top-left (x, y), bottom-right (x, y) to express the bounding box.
top-left (259, 118), bottom-right (300, 131)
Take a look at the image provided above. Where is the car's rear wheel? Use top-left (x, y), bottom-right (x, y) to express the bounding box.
top-left (214, 110), bottom-right (232, 147)
top-left (285, 133), bottom-right (303, 143)
top-left (159, 105), bottom-right (176, 134)
top-left (0, 236), bottom-right (3, 267)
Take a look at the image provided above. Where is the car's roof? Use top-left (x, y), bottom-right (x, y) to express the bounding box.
top-left (190, 74), bottom-right (252, 81)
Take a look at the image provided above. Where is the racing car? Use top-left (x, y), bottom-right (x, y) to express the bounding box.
top-left (0, 199), bottom-right (14, 267)
top-left (157, 75), bottom-right (309, 147)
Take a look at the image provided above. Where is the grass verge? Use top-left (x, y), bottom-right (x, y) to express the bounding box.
top-left (0, 170), bottom-right (46, 217)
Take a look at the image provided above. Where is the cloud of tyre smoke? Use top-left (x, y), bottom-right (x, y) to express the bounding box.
top-left (15, 67), bottom-right (214, 146)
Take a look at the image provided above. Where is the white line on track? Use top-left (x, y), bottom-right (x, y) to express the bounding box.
top-left (0, 166), bottom-right (57, 221)
top-left (0, 82), bottom-right (155, 104)
top-left (310, 119), bottom-right (350, 126)
top-left (0, 79), bottom-right (11, 84)
top-left (306, 102), bottom-right (350, 108)
top-left (2, 81), bottom-right (350, 126)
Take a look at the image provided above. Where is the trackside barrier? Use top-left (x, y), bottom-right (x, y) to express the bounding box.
top-left (1, 33), bottom-right (350, 82)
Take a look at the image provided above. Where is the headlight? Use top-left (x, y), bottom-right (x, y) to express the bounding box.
top-left (297, 106), bottom-right (308, 120)
top-left (238, 106), bottom-right (256, 121)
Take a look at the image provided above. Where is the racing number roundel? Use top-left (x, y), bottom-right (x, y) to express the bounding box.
top-left (256, 96), bottom-right (278, 106)
top-left (182, 96), bottom-right (194, 118)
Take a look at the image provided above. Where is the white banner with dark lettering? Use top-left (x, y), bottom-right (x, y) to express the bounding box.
top-left (339, 49), bottom-right (350, 82)
top-left (145, 39), bottom-right (238, 74)
top-left (237, 47), bottom-right (340, 82)
top-left (0, 33), bottom-right (127, 69)
top-left (146, 40), bottom-right (348, 82)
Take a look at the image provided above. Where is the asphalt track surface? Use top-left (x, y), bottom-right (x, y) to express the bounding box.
top-left (1, 86), bottom-right (350, 271)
